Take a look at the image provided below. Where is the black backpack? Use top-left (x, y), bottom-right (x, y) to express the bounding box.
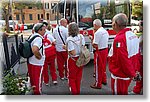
top-left (19, 35), bottom-right (43, 58)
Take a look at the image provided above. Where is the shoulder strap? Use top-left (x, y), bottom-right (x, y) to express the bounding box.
top-left (66, 40), bottom-right (76, 61)
top-left (79, 35), bottom-right (83, 51)
top-left (28, 35), bottom-right (41, 43)
top-left (67, 40), bottom-right (80, 49)
top-left (28, 35), bottom-right (44, 55)
top-left (58, 27), bottom-right (66, 45)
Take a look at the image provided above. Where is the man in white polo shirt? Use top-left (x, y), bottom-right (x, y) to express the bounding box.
top-left (90, 19), bottom-right (109, 89)
top-left (53, 18), bottom-right (68, 80)
top-left (27, 23), bottom-right (45, 95)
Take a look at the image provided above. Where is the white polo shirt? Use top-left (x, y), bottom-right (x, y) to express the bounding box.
top-left (52, 25), bottom-right (68, 52)
top-left (66, 34), bottom-right (85, 57)
top-left (28, 33), bottom-right (45, 66)
top-left (93, 27), bottom-right (109, 50)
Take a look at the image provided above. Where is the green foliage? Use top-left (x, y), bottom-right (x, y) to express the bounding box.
top-left (2, 73), bottom-right (30, 95)
top-left (0, 0), bottom-right (11, 33)
top-left (14, 0), bottom-right (42, 10)
top-left (131, 0), bottom-right (143, 18)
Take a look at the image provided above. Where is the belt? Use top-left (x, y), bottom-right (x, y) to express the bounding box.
top-left (99, 48), bottom-right (108, 51)
top-left (71, 56), bottom-right (79, 58)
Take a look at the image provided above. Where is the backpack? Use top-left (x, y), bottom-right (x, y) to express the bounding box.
top-left (19, 35), bottom-right (43, 58)
top-left (68, 35), bottom-right (91, 67)
top-left (76, 45), bottom-right (91, 67)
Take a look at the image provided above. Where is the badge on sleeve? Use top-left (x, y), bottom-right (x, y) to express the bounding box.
top-left (116, 42), bottom-right (121, 48)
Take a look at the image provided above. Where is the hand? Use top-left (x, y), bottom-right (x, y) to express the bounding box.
top-left (63, 45), bottom-right (67, 50)
top-left (89, 35), bottom-right (93, 40)
top-left (133, 71), bottom-right (142, 81)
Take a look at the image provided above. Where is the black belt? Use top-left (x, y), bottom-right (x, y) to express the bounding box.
top-left (99, 48), bottom-right (108, 51)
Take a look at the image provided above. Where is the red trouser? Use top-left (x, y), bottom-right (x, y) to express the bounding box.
top-left (93, 51), bottom-right (96, 75)
top-left (95, 48), bottom-right (108, 87)
top-left (27, 63), bottom-right (43, 95)
top-left (133, 55), bottom-right (143, 94)
top-left (56, 51), bottom-right (68, 78)
top-left (68, 57), bottom-right (83, 95)
top-left (111, 75), bottom-right (131, 95)
top-left (43, 55), bottom-right (57, 84)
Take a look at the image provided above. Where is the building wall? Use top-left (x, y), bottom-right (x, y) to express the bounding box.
top-left (43, 0), bottom-right (60, 23)
top-left (12, 0), bottom-right (60, 24)
top-left (13, 7), bottom-right (44, 24)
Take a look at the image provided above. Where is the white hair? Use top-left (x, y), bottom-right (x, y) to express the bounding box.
top-left (113, 13), bottom-right (128, 27)
top-left (93, 19), bottom-right (102, 26)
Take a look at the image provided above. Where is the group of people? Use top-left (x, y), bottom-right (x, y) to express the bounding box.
top-left (26, 13), bottom-right (143, 95)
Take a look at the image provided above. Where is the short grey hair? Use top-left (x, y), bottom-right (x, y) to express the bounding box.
top-left (68, 22), bottom-right (79, 37)
top-left (93, 19), bottom-right (102, 26)
top-left (60, 18), bottom-right (67, 25)
top-left (113, 13), bottom-right (128, 27)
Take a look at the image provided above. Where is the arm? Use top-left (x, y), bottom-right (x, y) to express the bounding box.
top-left (67, 40), bottom-right (76, 56)
top-left (52, 41), bottom-right (56, 46)
top-left (69, 50), bottom-right (76, 56)
top-left (32, 37), bottom-right (43, 60)
top-left (92, 43), bottom-right (98, 49)
top-left (63, 44), bottom-right (76, 56)
top-left (48, 34), bottom-right (56, 46)
top-left (117, 40), bottom-right (136, 78)
top-left (32, 46), bottom-right (42, 60)
top-left (92, 32), bottom-right (99, 50)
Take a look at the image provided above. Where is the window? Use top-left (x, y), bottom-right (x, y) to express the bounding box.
top-left (29, 14), bottom-right (33, 20)
top-left (47, 3), bottom-right (49, 9)
top-left (45, 3), bottom-right (49, 9)
top-left (16, 14), bottom-right (20, 20)
top-left (51, 3), bottom-right (57, 9)
top-left (41, 14), bottom-right (43, 19)
top-left (47, 13), bottom-right (49, 20)
top-left (38, 14), bottom-right (40, 20)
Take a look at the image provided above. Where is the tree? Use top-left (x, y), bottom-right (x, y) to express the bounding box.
top-left (109, 0), bottom-right (116, 19)
top-left (0, 0), bottom-right (12, 33)
top-left (0, 0), bottom-right (43, 33)
top-left (131, 0), bottom-right (143, 20)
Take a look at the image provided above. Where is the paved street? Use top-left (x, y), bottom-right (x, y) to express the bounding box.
top-left (42, 60), bottom-right (112, 95)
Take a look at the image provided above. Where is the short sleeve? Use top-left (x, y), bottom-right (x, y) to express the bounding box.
top-left (48, 34), bottom-right (55, 43)
top-left (93, 32), bottom-right (100, 45)
top-left (52, 28), bottom-right (57, 39)
top-left (32, 37), bottom-right (43, 49)
top-left (67, 40), bottom-right (75, 52)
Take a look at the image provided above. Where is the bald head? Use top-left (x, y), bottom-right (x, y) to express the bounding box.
top-left (60, 18), bottom-right (67, 27)
top-left (93, 19), bottom-right (102, 31)
top-left (93, 19), bottom-right (102, 27)
top-left (113, 13), bottom-right (128, 27)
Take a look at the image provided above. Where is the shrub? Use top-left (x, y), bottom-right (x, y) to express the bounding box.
top-left (2, 73), bottom-right (30, 95)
